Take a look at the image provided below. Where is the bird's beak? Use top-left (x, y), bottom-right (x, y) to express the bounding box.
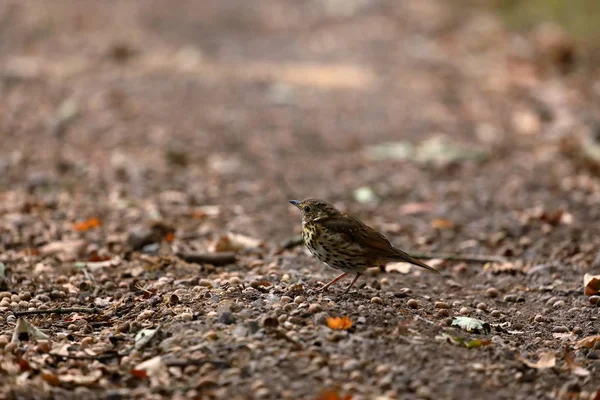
top-left (289, 200), bottom-right (301, 209)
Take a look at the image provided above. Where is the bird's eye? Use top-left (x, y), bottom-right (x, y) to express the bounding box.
top-left (303, 206), bottom-right (311, 212)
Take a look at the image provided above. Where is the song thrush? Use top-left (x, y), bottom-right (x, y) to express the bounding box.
top-left (290, 198), bottom-right (440, 294)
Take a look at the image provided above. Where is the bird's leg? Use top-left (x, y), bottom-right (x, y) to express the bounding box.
top-left (319, 272), bottom-right (348, 292)
top-left (342, 273), bottom-right (362, 295)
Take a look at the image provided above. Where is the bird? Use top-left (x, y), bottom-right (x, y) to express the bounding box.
top-left (289, 198), bottom-right (440, 294)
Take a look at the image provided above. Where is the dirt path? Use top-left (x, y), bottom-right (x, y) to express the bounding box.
top-left (1, 1), bottom-right (599, 399)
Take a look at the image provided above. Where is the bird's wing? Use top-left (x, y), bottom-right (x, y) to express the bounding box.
top-left (318, 214), bottom-right (441, 274)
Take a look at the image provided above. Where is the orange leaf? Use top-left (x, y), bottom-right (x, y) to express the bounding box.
top-left (130, 369), bottom-right (148, 379)
top-left (164, 232), bottom-right (175, 243)
top-left (317, 390), bottom-right (352, 400)
top-left (41, 372), bottom-right (61, 386)
top-left (326, 316), bottom-right (353, 330)
top-left (73, 217), bottom-right (101, 232)
top-left (431, 218), bottom-right (454, 230)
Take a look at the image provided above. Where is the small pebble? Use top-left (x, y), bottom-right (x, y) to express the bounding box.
top-left (136, 310), bottom-right (154, 321)
top-left (589, 295), bottom-right (600, 305)
top-left (459, 307), bottom-right (470, 315)
top-left (229, 276), bottom-right (242, 286)
top-left (371, 296), bottom-right (384, 305)
top-left (380, 278), bottom-right (389, 285)
top-left (343, 359), bottom-right (360, 371)
top-left (6, 315), bottom-right (16, 324)
top-left (503, 294), bottom-right (517, 303)
top-left (104, 281), bottom-right (117, 290)
top-left (476, 302), bottom-right (488, 311)
top-left (4, 342), bottom-right (17, 354)
top-left (308, 303), bottom-right (322, 313)
top-left (572, 326), bottom-right (583, 334)
top-left (19, 292), bottom-right (32, 301)
top-left (0, 292), bottom-right (11, 299)
top-left (36, 340), bottom-right (51, 353)
top-left (11, 294), bottom-right (19, 302)
top-left (118, 322), bottom-right (130, 333)
top-left (567, 307), bottom-right (580, 314)
top-left (437, 309), bottom-right (450, 318)
top-left (280, 296), bottom-right (292, 304)
top-left (434, 301), bottom-right (449, 309)
top-left (263, 316), bottom-right (279, 328)
top-left (490, 310), bottom-right (501, 318)
top-left (553, 300), bottom-right (565, 308)
top-left (18, 301), bottom-right (29, 309)
top-left (218, 311), bottom-right (236, 325)
top-left (277, 314), bottom-right (287, 324)
top-left (206, 311), bottom-right (218, 318)
top-left (375, 364), bottom-right (390, 375)
top-left (587, 351), bottom-right (599, 360)
top-left (198, 279), bottom-right (213, 288)
top-left (350, 370), bottom-right (362, 381)
top-left (80, 337), bottom-right (93, 349)
top-left (204, 331), bottom-right (218, 341)
top-left (179, 312), bottom-right (193, 321)
top-left (534, 314), bottom-right (544, 323)
top-left (294, 296), bottom-right (306, 305)
top-left (416, 385), bottom-right (432, 399)
top-left (486, 288), bottom-right (499, 298)
top-left (0, 336), bottom-right (8, 348)
top-left (254, 388), bottom-right (271, 399)
top-left (552, 325), bottom-right (569, 333)
top-left (407, 299), bottom-right (419, 309)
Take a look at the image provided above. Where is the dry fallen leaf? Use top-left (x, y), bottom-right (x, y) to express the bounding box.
top-left (213, 233), bottom-right (264, 252)
top-left (317, 389), bottom-right (353, 400)
top-left (39, 239), bottom-right (86, 258)
top-left (73, 217), bottom-right (101, 232)
top-left (574, 335), bottom-right (600, 349)
top-left (11, 318), bottom-right (50, 344)
top-left (385, 262), bottom-right (412, 274)
top-left (326, 316), bottom-right (353, 330)
top-left (400, 202), bottom-right (434, 216)
top-left (60, 369), bottom-right (103, 387)
top-left (584, 273), bottom-right (600, 296)
top-left (516, 351), bottom-right (556, 369)
top-left (564, 348), bottom-right (590, 377)
top-left (132, 356), bottom-right (169, 387)
top-left (431, 218), bottom-right (455, 230)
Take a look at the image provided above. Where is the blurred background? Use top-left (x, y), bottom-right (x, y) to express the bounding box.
top-left (1, 0), bottom-right (600, 258)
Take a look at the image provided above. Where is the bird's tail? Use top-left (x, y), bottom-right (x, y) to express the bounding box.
top-left (390, 248), bottom-right (441, 274)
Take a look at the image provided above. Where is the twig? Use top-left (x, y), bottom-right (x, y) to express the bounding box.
top-left (49, 351), bottom-right (123, 361)
top-left (176, 251), bottom-right (237, 266)
top-left (163, 359), bottom-right (229, 368)
top-left (280, 235), bottom-right (304, 250)
top-left (411, 252), bottom-right (509, 264)
top-left (13, 307), bottom-right (100, 317)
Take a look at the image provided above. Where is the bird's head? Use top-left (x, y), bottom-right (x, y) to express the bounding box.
top-left (289, 198), bottom-right (341, 223)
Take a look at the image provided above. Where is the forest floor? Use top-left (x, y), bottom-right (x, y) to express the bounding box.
top-left (1, 1), bottom-right (600, 399)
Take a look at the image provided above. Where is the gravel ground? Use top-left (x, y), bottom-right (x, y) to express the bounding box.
top-left (1, 1), bottom-right (600, 399)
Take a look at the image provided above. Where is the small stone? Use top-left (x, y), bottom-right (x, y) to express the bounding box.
top-left (553, 300), bottom-right (566, 308)
top-left (294, 296), bottom-right (306, 305)
top-left (0, 336), bottom-right (8, 348)
top-left (308, 303), bottom-right (322, 313)
top-left (589, 295), bottom-right (600, 305)
top-left (118, 322), bottom-right (130, 333)
top-left (375, 364), bottom-right (390, 375)
top-left (36, 340), bottom-right (51, 353)
top-left (254, 388), bottom-right (271, 399)
top-left (280, 296), bottom-right (292, 304)
top-left (127, 225), bottom-right (157, 250)
top-left (179, 312), bottom-right (194, 321)
top-left (437, 309), bottom-right (450, 318)
top-left (19, 292), bottom-right (32, 301)
top-left (378, 374), bottom-right (393, 390)
top-left (18, 301), bottom-right (29, 309)
top-left (203, 331), bottom-right (218, 341)
top-left (485, 287), bottom-right (499, 298)
top-left (572, 326), bottom-right (583, 334)
top-left (229, 276), bottom-right (242, 286)
top-left (6, 315), bottom-right (16, 324)
top-left (407, 299), bottom-right (419, 309)
top-left (80, 337), bottom-right (93, 349)
top-left (218, 311), bottom-right (236, 325)
top-left (350, 370), bottom-right (362, 381)
top-left (198, 279), bottom-right (213, 288)
top-left (587, 351), bottom-right (599, 360)
top-left (371, 297), bottom-right (384, 305)
top-left (0, 292), bottom-right (10, 299)
top-left (380, 278), bottom-right (389, 285)
top-left (503, 294), bottom-right (517, 303)
top-left (416, 385), bottom-right (432, 399)
top-left (11, 294), bottom-right (19, 302)
top-left (4, 342), bottom-right (17, 354)
top-left (552, 325), bottom-right (569, 333)
top-left (434, 301), bottom-right (449, 309)
top-left (490, 310), bottom-right (501, 318)
top-left (452, 301), bottom-right (462, 307)
top-left (343, 359), bottom-right (360, 371)
top-left (314, 312), bottom-right (330, 326)
top-left (567, 307), bottom-right (580, 314)
top-left (263, 316), bottom-right (279, 328)
top-left (136, 310), bottom-right (154, 321)
top-left (534, 314), bottom-right (545, 323)
top-left (476, 302), bottom-right (488, 311)
top-left (206, 311), bottom-right (218, 318)
top-left (459, 307), bottom-right (470, 315)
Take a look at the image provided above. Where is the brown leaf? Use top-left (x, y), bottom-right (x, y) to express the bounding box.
top-left (431, 218), bottom-right (454, 230)
top-left (326, 316), bottom-right (353, 330)
top-left (41, 372), bottom-right (61, 386)
top-left (516, 351), bottom-right (555, 369)
top-left (564, 348), bottom-right (590, 377)
top-left (130, 368), bottom-right (148, 379)
top-left (574, 335), bottom-right (600, 349)
top-left (584, 273), bottom-right (600, 296)
top-left (213, 233), bottom-right (264, 252)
